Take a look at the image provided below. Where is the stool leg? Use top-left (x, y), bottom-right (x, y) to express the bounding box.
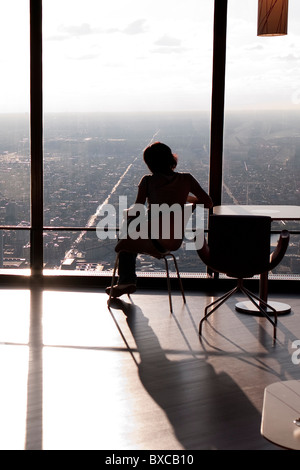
top-left (169, 253), bottom-right (186, 304)
top-left (163, 257), bottom-right (173, 313)
top-left (108, 253), bottom-right (119, 304)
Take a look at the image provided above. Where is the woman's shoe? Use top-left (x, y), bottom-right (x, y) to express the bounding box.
top-left (106, 284), bottom-right (136, 298)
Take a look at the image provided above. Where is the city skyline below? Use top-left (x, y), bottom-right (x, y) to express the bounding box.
top-left (0, 109), bottom-right (299, 275)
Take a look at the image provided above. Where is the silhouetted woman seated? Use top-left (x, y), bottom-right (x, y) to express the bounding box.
top-left (106, 142), bottom-right (212, 298)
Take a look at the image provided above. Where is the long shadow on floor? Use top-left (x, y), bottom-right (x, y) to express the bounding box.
top-left (108, 298), bottom-right (277, 450)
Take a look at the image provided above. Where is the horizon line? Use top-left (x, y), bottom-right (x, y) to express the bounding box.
top-left (0, 108), bottom-right (299, 116)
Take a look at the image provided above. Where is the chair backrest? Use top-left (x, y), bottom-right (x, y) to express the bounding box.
top-left (202, 215), bottom-right (272, 278)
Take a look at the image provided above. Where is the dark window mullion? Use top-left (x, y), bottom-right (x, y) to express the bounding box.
top-left (209, 0), bottom-right (228, 207)
top-left (30, 0), bottom-right (43, 275)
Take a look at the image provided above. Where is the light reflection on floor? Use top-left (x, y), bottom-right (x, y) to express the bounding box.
top-left (42, 291), bottom-right (133, 450)
top-left (0, 345), bottom-right (28, 450)
top-left (0, 290), bottom-right (30, 450)
top-left (0, 287), bottom-right (299, 450)
top-left (0, 289), bottom-right (151, 450)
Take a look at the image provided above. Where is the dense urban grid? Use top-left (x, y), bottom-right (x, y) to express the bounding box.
top-left (0, 111), bottom-right (299, 275)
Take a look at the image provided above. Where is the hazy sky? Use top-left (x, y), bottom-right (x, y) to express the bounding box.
top-left (1, 0), bottom-right (300, 113)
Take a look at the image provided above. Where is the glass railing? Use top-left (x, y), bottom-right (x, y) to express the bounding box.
top-left (0, 225), bottom-right (298, 280)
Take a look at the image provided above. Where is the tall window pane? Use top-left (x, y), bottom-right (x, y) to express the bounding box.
top-left (0, 2), bottom-right (30, 269)
top-left (43, 0), bottom-right (213, 273)
top-left (224, 0), bottom-right (300, 275)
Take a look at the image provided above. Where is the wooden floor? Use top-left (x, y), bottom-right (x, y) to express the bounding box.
top-left (0, 285), bottom-right (299, 450)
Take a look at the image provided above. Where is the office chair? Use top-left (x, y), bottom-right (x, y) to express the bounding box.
top-left (108, 204), bottom-right (196, 313)
top-left (197, 215), bottom-right (290, 339)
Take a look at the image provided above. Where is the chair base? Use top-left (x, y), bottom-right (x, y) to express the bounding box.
top-left (235, 300), bottom-right (291, 316)
top-left (199, 280), bottom-right (278, 339)
top-left (108, 251), bottom-right (186, 313)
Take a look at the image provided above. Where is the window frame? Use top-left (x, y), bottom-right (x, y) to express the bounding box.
top-left (29, 0), bottom-right (224, 279)
top-left (0, 0), bottom-right (294, 285)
